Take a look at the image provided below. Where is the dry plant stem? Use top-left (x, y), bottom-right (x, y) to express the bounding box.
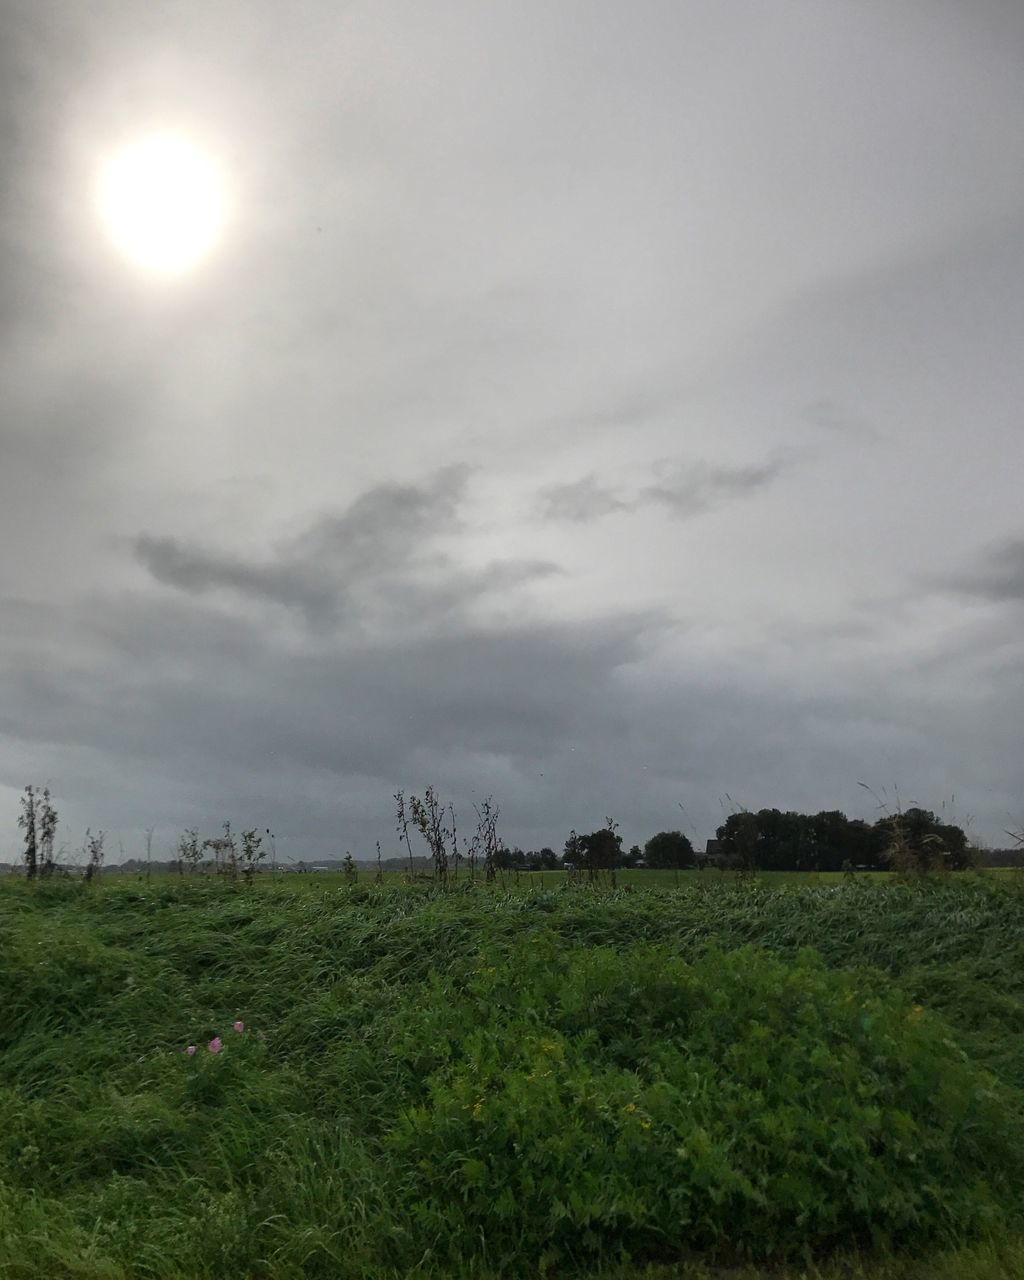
top-left (394, 791), bottom-right (416, 880)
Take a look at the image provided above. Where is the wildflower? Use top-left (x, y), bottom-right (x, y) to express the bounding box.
top-left (208, 1037), bottom-right (223, 1054)
top-left (640, 1119), bottom-right (652, 1130)
top-left (185, 1045), bottom-right (196, 1056)
top-left (623, 1103), bottom-right (637, 1113)
top-left (233, 1020), bottom-right (244, 1033)
top-left (472, 1099), bottom-right (484, 1117)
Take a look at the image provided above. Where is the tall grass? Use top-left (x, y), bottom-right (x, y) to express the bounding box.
top-left (0, 875), bottom-right (1022, 1278)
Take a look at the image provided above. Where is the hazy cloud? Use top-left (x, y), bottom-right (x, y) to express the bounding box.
top-left (536, 475), bottom-right (632, 523)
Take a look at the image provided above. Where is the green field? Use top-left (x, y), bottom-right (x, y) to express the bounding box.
top-left (1, 873), bottom-right (1023, 1278)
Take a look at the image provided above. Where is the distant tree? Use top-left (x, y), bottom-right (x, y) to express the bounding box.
top-left (622, 844), bottom-right (643, 869)
top-left (177, 828), bottom-right (202, 874)
top-left (240, 829), bottom-right (266, 883)
top-left (83, 829), bottom-right (105, 883)
top-left (809, 810), bottom-right (856, 872)
top-left (18, 785), bottom-right (39, 880)
top-left (751, 809), bottom-right (809, 871)
top-left (716, 810), bottom-right (759, 873)
top-left (38, 788), bottom-right (58, 877)
top-left (576, 822), bottom-right (623, 874)
top-left (342, 852), bottom-right (358, 883)
top-left (872, 807), bottom-right (969, 874)
top-left (846, 818), bottom-right (878, 869)
top-left (643, 831), bottom-right (695, 869)
top-left (563, 829), bottom-right (583, 869)
top-left (408, 785), bottom-right (454, 883)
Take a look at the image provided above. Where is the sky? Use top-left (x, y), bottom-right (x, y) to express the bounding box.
top-left (1, 0), bottom-right (1023, 863)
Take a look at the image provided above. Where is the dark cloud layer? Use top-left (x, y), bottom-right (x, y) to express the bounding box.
top-left (941, 536), bottom-right (1024, 606)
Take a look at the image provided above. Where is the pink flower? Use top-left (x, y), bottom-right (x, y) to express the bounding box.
top-left (185, 1045), bottom-right (196, 1056)
top-left (233, 1020), bottom-right (244, 1033)
top-left (208, 1037), bottom-right (223, 1054)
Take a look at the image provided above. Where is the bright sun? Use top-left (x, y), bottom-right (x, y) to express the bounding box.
top-left (96, 135), bottom-right (226, 276)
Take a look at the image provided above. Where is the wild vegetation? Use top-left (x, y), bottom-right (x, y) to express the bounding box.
top-left (1, 869), bottom-right (1023, 1279)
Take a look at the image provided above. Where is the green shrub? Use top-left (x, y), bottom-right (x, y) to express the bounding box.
top-left (385, 939), bottom-right (1023, 1271)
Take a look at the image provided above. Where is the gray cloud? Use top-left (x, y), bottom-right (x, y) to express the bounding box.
top-left (936, 536), bottom-right (1024, 606)
top-left (134, 534), bottom-right (339, 622)
top-left (535, 475), bottom-right (632, 523)
top-left (537, 451), bottom-right (801, 524)
top-left (133, 467), bottom-right (560, 630)
top-left (802, 398), bottom-right (881, 443)
top-left (639, 453), bottom-right (801, 517)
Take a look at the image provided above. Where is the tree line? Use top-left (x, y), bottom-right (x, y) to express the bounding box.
top-left (9, 781), bottom-right (1002, 880)
top-left (543, 806), bottom-right (977, 874)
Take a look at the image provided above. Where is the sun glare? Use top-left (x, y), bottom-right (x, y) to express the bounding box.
top-left (96, 135), bottom-right (226, 276)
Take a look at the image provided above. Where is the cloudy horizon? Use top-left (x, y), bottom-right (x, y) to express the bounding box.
top-left (2, 0), bottom-right (1023, 864)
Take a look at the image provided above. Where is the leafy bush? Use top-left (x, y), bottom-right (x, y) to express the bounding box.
top-left (385, 938), bottom-right (1022, 1271)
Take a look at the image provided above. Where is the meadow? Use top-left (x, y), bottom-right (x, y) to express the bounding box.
top-left (1, 872), bottom-right (1023, 1278)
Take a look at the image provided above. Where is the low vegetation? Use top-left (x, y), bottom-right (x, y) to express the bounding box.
top-left (1, 872), bottom-right (1023, 1278)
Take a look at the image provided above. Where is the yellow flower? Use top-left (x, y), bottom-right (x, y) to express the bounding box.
top-left (623, 1103), bottom-right (637, 1113)
top-left (640, 1119), bottom-right (652, 1130)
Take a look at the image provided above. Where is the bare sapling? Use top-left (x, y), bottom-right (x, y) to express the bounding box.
top-left (178, 828), bottom-right (202, 874)
top-left (83, 829), bottom-right (105, 883)
top-left (448, 802), bottom-right (461, 881)
top-left (39, 788), bottom-right (58, 878)
top-left (18, 785), bottom-right (38, 880)
top-left (473, 796), bottom-right (501, 884)
top-left (240, 829), bottom-right (265, 884)
top-left (204, 822), bottom-right (238, 880)
top-left (394, 791), bottom-right (416, 881)
top-left (408, 785), bottom-right (451, 883)
top-left (564, 828), bottom-right (583, 885)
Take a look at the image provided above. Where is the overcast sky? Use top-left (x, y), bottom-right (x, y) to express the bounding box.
top-left (2, 0), bottom-right (1023, 862)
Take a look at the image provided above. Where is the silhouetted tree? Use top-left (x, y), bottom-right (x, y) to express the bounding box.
top-left (18, 785), bottom-right (38, 880)
top-left (576, 824), bottom-right (623, 874)
top-left (643, 830), bottom-right (695, 869)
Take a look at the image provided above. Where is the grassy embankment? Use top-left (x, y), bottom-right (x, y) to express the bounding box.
top-left (1, 873), bottom-right (1023, 1278)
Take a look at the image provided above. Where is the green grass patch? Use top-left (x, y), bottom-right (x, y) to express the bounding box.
top-left (0, 875), bottom-right (1022, 1277)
